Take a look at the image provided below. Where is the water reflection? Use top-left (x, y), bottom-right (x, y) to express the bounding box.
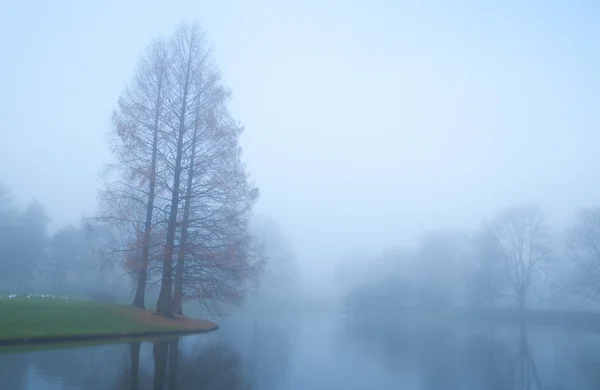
top-left (343, 314), bottom-right (600, 390)
top-left (0, 313), bottom-right (296, 390)
top-left (152, 340), bottom-right (169, 390)
top-left (461, 325), bottom-right (542, 390)
top-left (516, 326), bottom-right (542, 390)
top-left (129, 342), bottom-right (141, 390)
top-left (246, 321), bottom-right (292, 389)
top-left (30, 342), bottom-right (128, 389)
top-left (118, 338), bottom-right (251, 390)
top-left (4, 315), bottom-right (600, 389)
top-left (0, 351), bottom-right (28, 390)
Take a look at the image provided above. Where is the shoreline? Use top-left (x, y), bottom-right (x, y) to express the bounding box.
top-left (0, 325), bottom-right (219, 347)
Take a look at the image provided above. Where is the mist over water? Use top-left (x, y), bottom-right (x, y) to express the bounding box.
top-left (2, 1), bottom-right (600, 389)
top-left (3, 312), bottom-right (600, 389)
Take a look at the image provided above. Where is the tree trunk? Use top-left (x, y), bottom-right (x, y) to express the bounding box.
top-left (132, 81), bottom-right (162, 308)
top-left (155, 150), bottom-right (183, 317)
top-left (156, 73), bottom-right (190, 317)
top-left (517, 291), bottom-right (526, 312)
top-left (173, 111), bottom-right (199, 315)
top-left (168, 339), bottom-right (180, 390)
top-left (129, 342), bottom-right (141, 390)
top-left (152, 340), bottom-right (170, 390)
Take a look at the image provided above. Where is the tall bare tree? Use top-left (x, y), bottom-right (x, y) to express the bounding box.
top-left (566, 207), bottom-right (600, 303)
top-left (490, 204), bottom-right (552, 310)
top-left (98, 21), bottom-right (261, 318)
top-left (155, 23), bottom-right (210, 317)
top-left (100, 37), bottom-right (170, 308)
top-left (171, 55), bottom-right (229, 314)
top-left (173, 100), bottom-right (262, 316)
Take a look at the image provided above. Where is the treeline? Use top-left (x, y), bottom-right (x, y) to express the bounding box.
top-left (0, 180), bottom-right (296, 310)
top-left (95, 21), bottom-right (264, 317)
top-left (0, 183), bottom-right (124, 298)
top-left (343, 203), bottom-right (600, 313)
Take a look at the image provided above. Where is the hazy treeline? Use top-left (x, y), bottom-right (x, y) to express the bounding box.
top-left (0, 178), bottom-right (297, 311)
top-left (0, 182), bottom-right (127, 299)
top-left (343, 203), bottom-right (600, 313)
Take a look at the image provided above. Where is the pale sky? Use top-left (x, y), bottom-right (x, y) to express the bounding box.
top-left (2, 0), bottom-right (600, 288)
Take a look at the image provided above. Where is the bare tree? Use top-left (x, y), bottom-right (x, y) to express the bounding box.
top-left (97, 36), bottom-right (171, 308)
top-left (97, 21), bottom-right (261, 318)
top-left (490, 204), bottom-right (552, 310)
top-left (566, 207), bottom-right (600, 303)
top-left (156, 22), bottom-right (210, 317)
top-left (467, 226), bottom-right (507, 308)
top-left (147, 21), bottom-right (262, 317)
top-left (111, 37), bottom-right (170, 308)
top-left (175, 107), bottom-right (263, 315)
top-left (172, 52), bottom-right (231, 315)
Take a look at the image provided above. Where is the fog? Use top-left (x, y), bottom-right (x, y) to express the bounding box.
top-left (1, 0), bottom-right (600, 312)
top-left (3, 2), bottom-right (600, 389)
top-left (2, 1), bottom-right (599, 299)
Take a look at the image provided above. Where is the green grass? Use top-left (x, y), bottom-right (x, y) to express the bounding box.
top-left (0, 297), bottom-right (216, 344)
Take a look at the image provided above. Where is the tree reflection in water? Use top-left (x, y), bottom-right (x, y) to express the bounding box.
top-left (343, 314), bottom-right (600, 390)
top-left (152, 340), bottom-right (169, 390)
top-left (29, 342), bottom-right (129, 390)
top-left (463, 325), bottom-right (542, 390)
top-left (514, 325), bottom-right (542, 390)
top-left (122, 337), bottom-right (252, 390)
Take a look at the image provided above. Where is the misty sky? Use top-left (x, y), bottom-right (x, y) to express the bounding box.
top-left (2, 0), bottom-right (600, 286)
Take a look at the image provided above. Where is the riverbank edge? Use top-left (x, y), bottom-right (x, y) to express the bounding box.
top-left (0, 325), bottom-right (220, 347)
top-left (0, 297), bottom-right (220, 347)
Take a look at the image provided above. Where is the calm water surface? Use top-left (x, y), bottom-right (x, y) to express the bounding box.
top-left (1, 312), bottom-right (600, 389)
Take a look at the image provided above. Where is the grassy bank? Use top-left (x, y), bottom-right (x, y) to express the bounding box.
top-left (0, 296), bottom-right (218, 345)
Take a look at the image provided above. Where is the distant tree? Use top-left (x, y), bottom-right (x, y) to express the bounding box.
top-left (43, 222), bottom-right (127, 298)
top-left (0, 200), bottom-right (48, 289)
top-left (45, 225), bottom-right (82, 292)
top-left (333, 253), bottom-right (374, 297)
top-left (413, 230), bottom-right (470, 307)
top-left (0, 210), bottom-right (18, 286)
top-left (489, 204), bottom-right (552, 310)
top-left (566, 207), bottom-right (600, 303)
top-left (467, 227), bottom-right (507, 308)
top-left (251, 216), bottom-right (298, 302)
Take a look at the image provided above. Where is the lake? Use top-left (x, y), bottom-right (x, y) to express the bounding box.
top-left (2, 311), bottom-right (600, 389)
